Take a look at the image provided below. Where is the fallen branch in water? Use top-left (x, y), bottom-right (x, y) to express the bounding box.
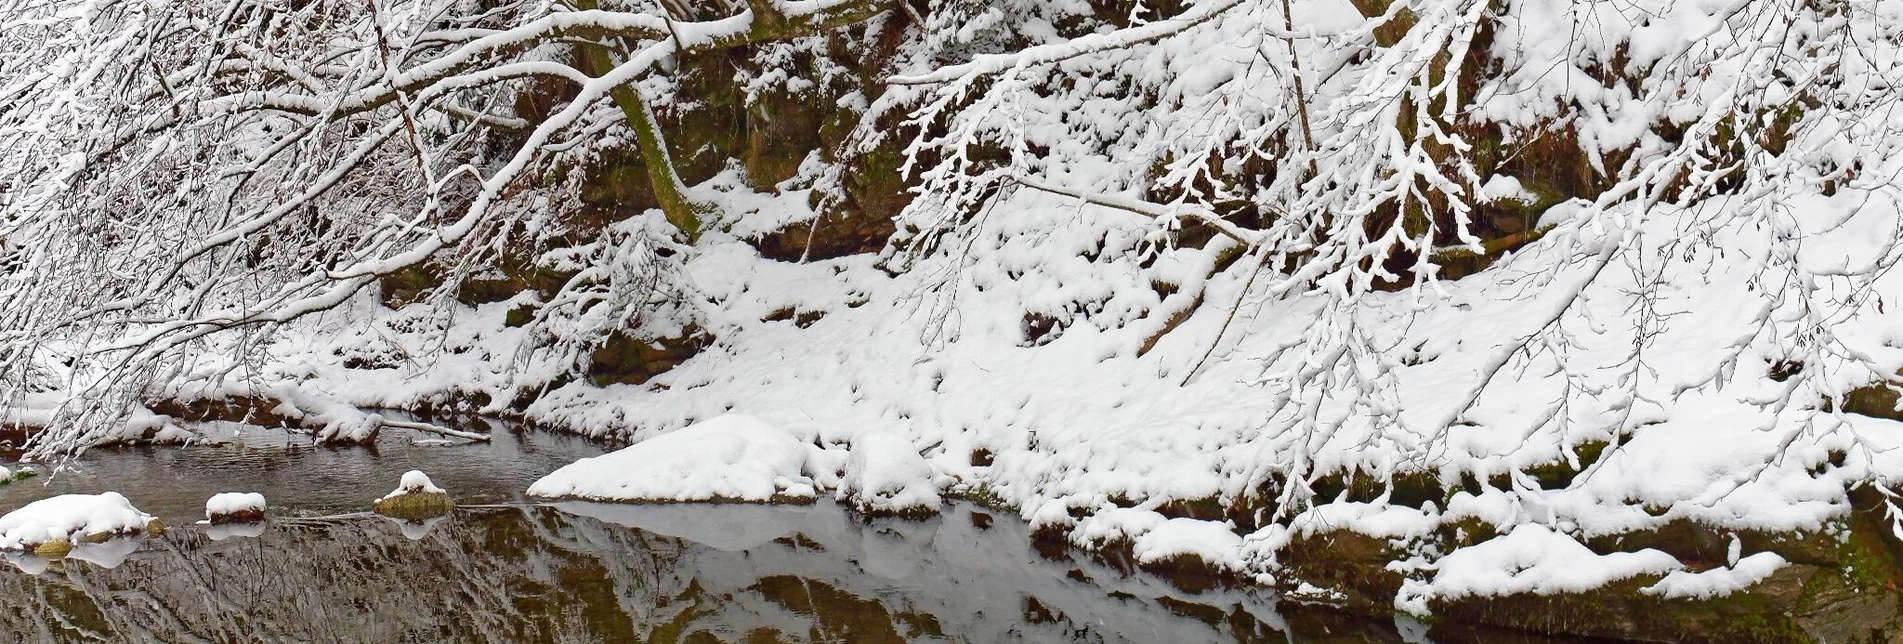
top-left (377, 419), bottom-right (490, 442)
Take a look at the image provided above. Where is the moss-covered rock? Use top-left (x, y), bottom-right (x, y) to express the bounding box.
top-left (1426, 489), bottom-right (1903, 642)
top-left (378, 263), bottom-right (444, 309)
top-left (1841, 377), bottom-right (1902, 421)
top-left (31, 538), bottom-right (70, 559)
top-left (586, 326), bottom-right (714, 386)
top-left (373, 491), bottom-right (455, 521)
top-left (744, 85), bottom-right (826, 189)
top-left (0, 466), bottom-right (36, 485)
top-left (1281, 530), bottom-right (1409, 615)
top-left (1428, 572), bottom-right (1818, 644)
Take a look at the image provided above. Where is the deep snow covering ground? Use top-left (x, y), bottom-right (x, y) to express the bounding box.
top-left (198, 166), bottom-right (1903, 612)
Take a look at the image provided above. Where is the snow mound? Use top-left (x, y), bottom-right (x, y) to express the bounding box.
top-left (204, 492), bottom-right (267, 521)
top-left (1478, 174), bottom-right (1537, 205)
top-left (1398, 524), bottom-right (1681, 614)
top-left (1071, 508), bottom-right (1169, 547)
top-left (837, 432), bottom-right (941, 516)
top-left (1643, 552), bottom-right (1789, 599)
top-left (380, 470), bottom-right (445, 502)
top-left (0, 492), bottom-right (156, 550)
top-left (1070, 510), bottom-right (1244, 570)
top-left (527, 414), bottom-right (816, 503)
top-left (1132, 518), bottom-right (1244, 568)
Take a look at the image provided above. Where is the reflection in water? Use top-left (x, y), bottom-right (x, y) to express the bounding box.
top-left (0, 501), bottom-right (1400, 643)
top-left (0, 424), bottom-right (1596, 643)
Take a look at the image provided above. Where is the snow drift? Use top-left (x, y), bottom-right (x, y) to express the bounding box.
top-left (528, 414), bottom-right (819, 503)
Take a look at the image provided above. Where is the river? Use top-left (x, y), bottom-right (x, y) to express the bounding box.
top-left (0, 421), bottom-right (1589, 643)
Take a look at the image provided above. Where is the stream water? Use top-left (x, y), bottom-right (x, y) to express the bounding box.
top-left (0, 421), bottom-right (1593, 643)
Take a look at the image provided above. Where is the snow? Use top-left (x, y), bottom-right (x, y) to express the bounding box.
top-left (205, 492), bottom-right (267, 519)
top-left (527, 414), bottom-right (818, 503)
top-left (0, 492), bottom-right (155, 550)
top-left (2, 0), bottom-right (1899, 617)
top-left (836, 432), bottom-right (941, 515)
top-left (1477, 175), bottom-right (1537, 205)
top-left (380, 470), bottom-right (445, 501)
top-left (1132, 518), bottom-right (1244, 568)
top-left (1397, 524), bottom-right (1682, 614)
top-left (1071, 507), bottom-right (1169, 548)
top-left (1069, 509), bottom-right (1245, 570)
top-left (1643, 552), bottom-right (1790, 600)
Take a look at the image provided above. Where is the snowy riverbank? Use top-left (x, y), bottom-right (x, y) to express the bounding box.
top-left (108, 180), bottom-right (1898, 630)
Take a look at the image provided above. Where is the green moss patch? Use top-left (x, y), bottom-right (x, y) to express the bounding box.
top-left (373, 491), bottom-right (455, 521)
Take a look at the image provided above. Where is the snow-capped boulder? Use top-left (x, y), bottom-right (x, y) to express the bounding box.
top-left (837, 432), bottom-right (941, 517)
top-left (0, 492), bottom-right (162, 557)
top-left (204, 492), bottom-right (267, 524)
top-left (373, 470), bottom-right (453, 519)
top-left (527, 414), bottom-right (816, 503)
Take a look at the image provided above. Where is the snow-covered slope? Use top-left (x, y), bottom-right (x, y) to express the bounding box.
top-left (4, 0), bottom-right (1903, 617)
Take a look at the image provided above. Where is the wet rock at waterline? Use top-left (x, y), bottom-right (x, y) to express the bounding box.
top-left (372, 470), bottom-right (454, 520)
top-left (204, 492), bottom-right (267, 524)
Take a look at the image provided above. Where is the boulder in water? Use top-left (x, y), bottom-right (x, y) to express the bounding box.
top-left (373, 470), bottom-right (453, 520)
